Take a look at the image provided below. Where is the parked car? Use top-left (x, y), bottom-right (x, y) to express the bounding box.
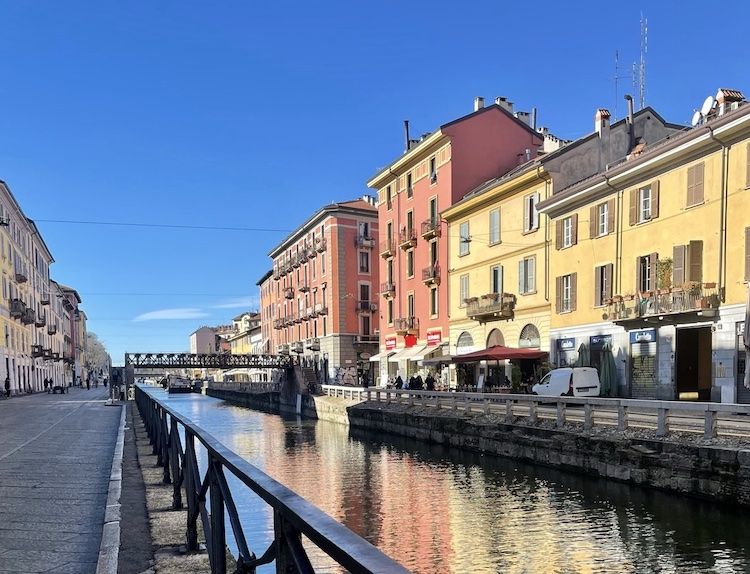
top-left (532, 367), bottom-right (601, 397)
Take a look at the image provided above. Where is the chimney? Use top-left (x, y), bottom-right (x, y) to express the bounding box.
top-left (474, 96), bottom-right (485, 111)
top-left (716, 88), bottom-right (745, 115)
top-left (595, 108), bottom-right (611, 135)
top-left (624, 95), bottom-right (635, 151)
top-left (531, 107), bottom-right (537, 130)
top-left (495, 97), bottom-right (513, 113)
top-left (403, 120), bottom-right (411, 153)
top-left (514, 111), bottom-right (531, 126)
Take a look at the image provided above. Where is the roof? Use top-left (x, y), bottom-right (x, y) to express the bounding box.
top-left (0, 180), bottom-right (55, 263)
top-left (256, 269), bottom-right (273, 286)
top-left (232, 311), bottom-right (259, 321)
top-left (58, 284), bottom-right (82, 303)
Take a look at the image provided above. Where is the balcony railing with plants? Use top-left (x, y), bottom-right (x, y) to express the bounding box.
top-left (356, 235), bottom-right (375, 249)
top-left (381, 281), bottom-right (396, 298)
top-left (291, 341), bottom-right (304, 353)
top-left (465, 293), bottom-right (516, 322)
top-left (394, 316), bottom-right (419, 335)
top-left (606, 282), bottom-right (720, 321)
top-left (21, 307), bottom-right (35, 325)
top-left (421, 218), bottom-right (441, 240)
top-left (35, 313), bottom-right (46, 328)
top-left (284, 287), bottom-right (294, 300)
top-left (315, 237), bottom-right (327, 253)
top-left (306, 338), bottom-right (321, 351)
top-left (357, 300), bottom-right (376, 313)
top-left (380, 236), bottom-right (394, 259)
top-left (10, 298), bottom-right (25, 319)
top-left (422, 263), bottom-right (440, 285)
top-left (398, 226), bottom-right (417, 250)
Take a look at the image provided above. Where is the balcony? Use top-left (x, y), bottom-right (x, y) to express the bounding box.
top-left (606, 282), bottom-right (720, 327)
top-left (15, 269), bottom-right (27, 283)
top-left (381, 282), bottom-right (396, 298)
top-left (277, 344), bottom-right (290, 355)
top-left (284, 259), bottom-right (294, 273)
top-left (394, 316), bottom-right (419, 336)
top-left (31, 344), bottom-right (44, 358)
top-left (421, 218), bottom-right (441, 240)
top-left (298, 249), bottom-right (308, 265)
top-left (35, 313), bottom-right (46, 328)
top-left (316, 303), bottom-right (328, 316)
top-left (307, 245), bottom-right (317, 258)
top-left (306, 337), bottom-right (321, 351)
top-left (42, 348), bottom-right (53, 360)
top-left (21, 307), bottom-right (35, 325)
top-left (52, 352), bottom-right (60, 361)
top-left (306, 307), bottom-right (314, 320)
top-left (422, 263), bottom-right (440, 286)
top-left (273, 318), bottom-right (285, 330)
top-left (357, 300), bottom-right (377, 314)
top-left (315, 237), bottom-right (327, 253)
top-left (40, 294), bottom-right (50, 306)
top-left (399, 226), bottom-right (417, 250)
top-left (47, 324), bottom-right (57, 336)
top-left (356, 235), bottom-right (375, 249)
top-left (284, 287), bottom-right (295, 300)
top-left (299, 283), bottom-right (310, 293)
top-left (466, 293), bottom-right (516, 323)
top-left (291, 341), bottom-right (304, 354)
top-left (354, 334), bottom-right (379, 345)
top-left (380, 236), bottom-right (395, 259)
top-left (10, 298), bottom-right (25, 319)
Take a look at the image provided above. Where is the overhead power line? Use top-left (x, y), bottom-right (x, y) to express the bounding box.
top-left (34, 218), bottom-right (293, 233)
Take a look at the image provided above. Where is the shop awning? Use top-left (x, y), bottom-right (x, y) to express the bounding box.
top-left (410, 343), bottom-right (448, 362)
top-left (452, 345), bottom-right (548, 363)
top-left (368, 350), bottom-right (395, 363)
top-left (388, 344), bottom-right (428, 362)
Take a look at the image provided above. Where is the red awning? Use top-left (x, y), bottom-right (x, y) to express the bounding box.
top-left (452, 345), bottom-right (548, 363)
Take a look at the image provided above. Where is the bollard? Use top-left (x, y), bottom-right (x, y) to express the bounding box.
top-left (704, 410), bottom-right (718, 439)
top-left (556, 402), bottom-right (566, 427)
top-left (505, 400), bottom-right (514, 423)
top-left (528, 401), bottom-right (537, 424)
top-left (583, 403), bottom-right (593, 430)
top-left (656, 407), bottom-right (669, 437)
top-left (618, 404), bottom-right (628, 431)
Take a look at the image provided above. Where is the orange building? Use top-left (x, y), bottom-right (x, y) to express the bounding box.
top-left (366, 97), bottom-right (544, 384)
top-left (261, 197), bottom-right (379, 384)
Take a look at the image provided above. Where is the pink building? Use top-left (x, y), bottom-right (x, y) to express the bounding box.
top-left (367, 97), bottom-right (544, 384)
top-left (261, 197), bottom-right (379, 384)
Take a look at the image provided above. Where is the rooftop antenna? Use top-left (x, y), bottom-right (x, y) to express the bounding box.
top-left (637, 13), bottom-right (647, 110)
top-left (613, 50), bottom-right (630, 121)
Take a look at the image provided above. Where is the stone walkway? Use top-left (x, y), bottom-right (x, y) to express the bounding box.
top-left (0, 387), bottom-right (122, 574)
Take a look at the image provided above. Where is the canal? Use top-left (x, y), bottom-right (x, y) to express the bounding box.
top-left (153, 388), bottom-right (750, 573)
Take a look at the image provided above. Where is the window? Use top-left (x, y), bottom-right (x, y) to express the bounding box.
top-left (428, 197), bottom-right (438, 224)
top-left (523, 192), bottom-right (540, 232)
top-left (637, 253), bottom-right (657, 292)
top-left (429, 157), bottom-right (437, 183)
top-left (407, 172), bottom-right (413, 198)
top-left (321, 252), bottom-right (326, 275)
top-left (686, 162), bottom-right (705, 207)
top-left (358, 251), bottom-right (369, 273)
top-left (361, 314), bottom-right (371, 336)
top-left (386, 185), bottom-right (392, 209)
top-left (406, 249), bottom-right (414, 277)
top-left (563, 217), bottom-right (572, 248)
top-left (430, 287), bottom-right (438, 316)
top-left (630, 182), bottom-right (659, 224)
top-left (358, 221), bottom-right (370, 238)
top-left (407, 293), bottom-right (414, 317)
top-left (556, 273), bottom-right (577, 313)
top-left (387, 259), bottom-right (393, 283)
top-left (359, 283), bottom-right (370, 304)
top-left (519, 256), bottom-right (535, 294)
top-left (556, 214), bottom-right (577, 249)
top-left (386, 221), bottom-right (393, 247)
top-left (489, 208), bottom-right (501, 245)
top-left (598, 203), bottom-right (608, 236)
top-left (594, 264), bottom-right (613, 307)
top-left (406, 210), bottom-right (413, 234)
top-left (490, 265), bottom-right (503, 294)
top-left (387, 299), bottom-right (394, 324)
top-left (459, 222), bottom-right (470, 256)
top-left (459, 274), bottom-right (469, 307)
top-left (429, 240), bottom-right (437, 265)
top-left (673, 241), bottom-right (703, 285)
top-left (640, 187), bottom-right (651, 221)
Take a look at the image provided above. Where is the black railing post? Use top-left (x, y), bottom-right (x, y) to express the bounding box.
top-left (184, 431), bottom-right (200, 551)
top-left (161, 410), bottom-right (172, 484)
top-left (209, 458), bottom-right (227, 573)
top-left (169, 415), bottom-right (183, 509)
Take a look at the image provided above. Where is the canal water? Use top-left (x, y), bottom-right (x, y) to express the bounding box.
top-left (151, 389), bottom-right (750, 574)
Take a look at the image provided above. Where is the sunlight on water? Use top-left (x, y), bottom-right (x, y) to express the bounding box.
top-left (152, 389), bottom-right (750, 574)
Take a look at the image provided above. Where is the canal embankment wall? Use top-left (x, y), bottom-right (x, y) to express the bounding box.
top-left (347, 402), bottom-right (750, 507)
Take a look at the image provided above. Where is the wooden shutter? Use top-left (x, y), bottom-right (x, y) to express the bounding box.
top-left (528, 257), bottom-right (535, 292)
top-left (746, 144), bottom-right (750, 188)
top-left (687, 164), bottom-right (695, 206)
top-left (649, 253), bottom-right (658, 290)
top-left (688, 240), bottom-right (703, 283)
top-left (590, 205), bottom-right (598, 238)
top-left (607, 199), bottom-right (615, 234)
top-left (594, 266), bottom-right (602, 306)
top-left (629, 189), bottom-right (638, 226)
top-left (555, 276), bottom-right (562, 313)
top-left (636, 256), bottom-right (642, 292)
top-left (519, 260), bottom-right (525, 294)
top-left (673, 245), bottom-right (686, 286)
top-left (687, 163), bottom-right (705, 206)
top-left (746, 227), bottom-right (750, 281)
top-left (605, 264), bottom-right (613, 299)
top-left (523, 197), bottom-right (530, 232)
top-left (651, 180), bottom-right (660, 219)
top-left (571, 213), bottom-right (578, 246)
top-left (570, 273), bottom-right (577, 312)
top-left (555, 220), bottom-right (562, 250)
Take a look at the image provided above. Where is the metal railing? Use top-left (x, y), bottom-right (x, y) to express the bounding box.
top-left (135, 385), bottom-right (408, 574)
top-left (359, 388), bottom-right (750, 439)
top-left (465, 293), bottom-right (515, 321)
top-left (209, 381), bottom-right (281, 393)
top-left (321, 384), bottom-right (370, 401)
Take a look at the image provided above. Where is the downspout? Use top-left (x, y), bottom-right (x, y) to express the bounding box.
top-left (708, 128), bottom-right (729, 302)
top-left (604, 176), bottom-right (621, 294)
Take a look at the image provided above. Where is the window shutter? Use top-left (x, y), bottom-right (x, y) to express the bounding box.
top-left (518, 260), bottom-right (525, 294)
top-left (570, 273), bottom-right (577, 312)
top-left (636, 257), bottom-right (642, 292)
top-left (590, 205), bottom-right (598, 238)
top-left (607, 199), bottom-right (615, 234)
top-left (746, 144), bottom-right (750, 188)
top-left (605, 264), bottom-right (613, 299)
top-left (571, 213), bottom-right (578, 246)
top-left (528, 257), bottom-right (535, 292)
top-left (651, 180), bottom-right (660, 219)
top-left (555, 276), bottom-right (562, 313)
top-left (523, 197), bottom-right (530, 232)
top-left (533, 192), bottom-right (540, 229)
top-left (746, 227), bottom-right (750, 281)
top-left (499, 265), bottom-right (504, 296)
top-left (649, 252), bottom-right (658, 290)
top-left (673, 245), bottom-right (685, 286)
top-left (694, 163), bottom-right (704, 205)
top-left (688, 240), bottom-right (703, 283)
top-left (594, 266), bottom-right (602, 306)
top-left (555, 220), bottom-right (562, 250)
top-left (629, 189), bottom-right (637, 226)
top-left (687, 164), bottom-right (695, 206)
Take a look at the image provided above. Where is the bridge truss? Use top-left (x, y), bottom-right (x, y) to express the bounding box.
top-left (124, 352), bottom-right (293, 370)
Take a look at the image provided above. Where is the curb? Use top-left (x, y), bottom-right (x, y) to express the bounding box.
top-left (96, 403), bottom-right (126, 574)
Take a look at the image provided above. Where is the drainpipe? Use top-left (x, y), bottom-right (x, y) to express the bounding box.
top-left (708, 127), bottom-right (729, 302)
top-left (604, 176), bottom-right (621, 294)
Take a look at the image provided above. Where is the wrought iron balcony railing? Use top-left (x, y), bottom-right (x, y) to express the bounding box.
top-left (380, 236), bottom-right (394, 259)
top-left (421, 218), bottom-right (441, 239)
top-left (394, 316), bottom-right (419, 335)
top-left (606, 282), bottom-right (720, 322)
top-left (465, 293), bottom-right (516, 322)
top-left (422, 263), bottom-right (440, 285)
top-left (399, 226), bottom-right (417, 250)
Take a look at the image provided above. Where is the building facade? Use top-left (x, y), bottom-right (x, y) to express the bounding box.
top-left (189, 326), bottom-right (217, 354)
top-left (265, 197), bottom-right (379, 384)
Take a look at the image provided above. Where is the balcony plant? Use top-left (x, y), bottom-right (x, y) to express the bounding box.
top-left (622, 293), bottom-right (635, 301)
top-left (656, 257), bottom-right (673, 292)
top-left (464, 297), bottom-right (478, 305)
top-left (683, 281), bottom-right (702, 297)
top-left (481, 293), bottom-right (499, 301)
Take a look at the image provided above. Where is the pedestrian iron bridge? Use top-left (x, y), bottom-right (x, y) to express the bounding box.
top-left (125, 352), bottom-right (293, 370)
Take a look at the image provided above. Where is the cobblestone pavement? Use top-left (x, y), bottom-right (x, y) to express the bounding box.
top-left (0, 387), bottom-right (121, 573)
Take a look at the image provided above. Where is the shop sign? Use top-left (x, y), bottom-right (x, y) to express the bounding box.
top-left (590, 334), bottom-right (612, 350)
top-left (426, 330), bottom-right (442, 346)
top-left (629, 329), bottom-right (656, 344)
top-left (557, 338), bottom-right (576, 351)
top-left (385, 337), bottom-right (397, 350)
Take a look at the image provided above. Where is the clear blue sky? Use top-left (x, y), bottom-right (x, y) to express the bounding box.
top-left (1, 1), bottom-right (747, 364)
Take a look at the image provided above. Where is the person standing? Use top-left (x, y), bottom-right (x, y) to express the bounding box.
top-left (4, 376), bottom-right (10, 398)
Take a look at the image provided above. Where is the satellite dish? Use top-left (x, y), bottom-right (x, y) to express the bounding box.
top-left (691, 111), bottom-right (702, 127)
top-left (701, 95), bottom-right (715, 117)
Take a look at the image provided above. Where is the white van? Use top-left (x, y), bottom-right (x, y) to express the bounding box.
top-left (532, 367), bottom-right (601, 397)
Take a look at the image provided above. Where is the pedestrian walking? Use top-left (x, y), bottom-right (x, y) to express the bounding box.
top-left (86, 378), bottom-right (90, 390)
top-left (395, 375), bottom-right (403, 389)
top-left (4, 376), bottom-right (10, 398)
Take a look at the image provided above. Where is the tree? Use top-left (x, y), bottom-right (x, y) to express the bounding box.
top-left (86, 332), bottom-right (111, 374)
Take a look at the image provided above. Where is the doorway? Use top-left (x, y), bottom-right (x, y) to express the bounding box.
top-left (675, 326), bottom-right (712, 401)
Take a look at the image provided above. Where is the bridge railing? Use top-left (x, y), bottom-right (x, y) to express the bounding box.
top-left (209, 381), bottom-right (281, 393)
top-left (358, 388), bottom-right (750, 439)
top-left (320, 384), bottom-right (370, 402)
top-left (134, 385), bottom-right (408, 574)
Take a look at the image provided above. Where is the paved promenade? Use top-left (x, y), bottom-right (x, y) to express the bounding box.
top-left (0, 388), bottom-right (122, 574)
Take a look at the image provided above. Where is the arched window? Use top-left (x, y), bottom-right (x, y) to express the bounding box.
top-left (519, 324), bottom-right (540, 348)
top-left (486, 329), bottom-right (504, 348)
top-left (456, 332), bottom-right (475, 355)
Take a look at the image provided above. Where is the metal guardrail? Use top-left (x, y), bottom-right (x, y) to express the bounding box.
top-left (135, 385), bottom-right (408, 574)
top-left (324, 387), bottom-right (750, 440)
top-left (209, 381), bottom-right (281, 393)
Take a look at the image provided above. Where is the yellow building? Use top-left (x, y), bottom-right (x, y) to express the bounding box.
top-left (442, 163), bottom-right (552, 388)
top-left (538, 89), bottom-right (750, 403)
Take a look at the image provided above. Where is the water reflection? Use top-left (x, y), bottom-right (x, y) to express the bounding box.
top-left (153, 390), bottom-right (750, 574)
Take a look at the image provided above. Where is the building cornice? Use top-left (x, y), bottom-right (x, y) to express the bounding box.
top-left (366, 130), bottom-right (446, 189)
